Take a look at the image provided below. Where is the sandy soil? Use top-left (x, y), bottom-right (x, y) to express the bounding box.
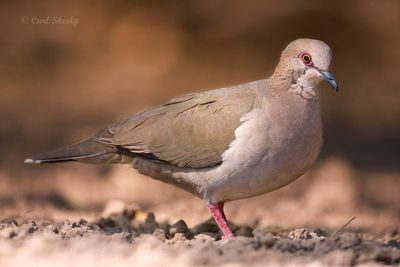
top-left (0, 208), bottom-right (399, 267)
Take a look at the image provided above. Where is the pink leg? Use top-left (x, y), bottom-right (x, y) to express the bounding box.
top-left (207, 202), bottom-right (234, 238)
top-left (218, 202), bottom-right (228, 221)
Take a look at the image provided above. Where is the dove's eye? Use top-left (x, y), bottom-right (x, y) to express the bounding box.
top-left (299, 52), bottom-right (313, 66)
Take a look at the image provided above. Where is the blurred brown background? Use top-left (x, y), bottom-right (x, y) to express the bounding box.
top-left (0, 0), bottom-right (399, 229)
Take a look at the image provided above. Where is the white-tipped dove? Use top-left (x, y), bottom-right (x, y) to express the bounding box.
top-left (25, 39), bottom-right (338, 238)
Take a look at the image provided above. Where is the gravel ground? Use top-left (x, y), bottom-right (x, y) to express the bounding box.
top-left (0, 208), bottom-right (399, 267)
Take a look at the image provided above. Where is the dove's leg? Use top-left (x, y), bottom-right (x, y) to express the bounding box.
top-left (207, 202), bottom-right (234, 238)
top-left (218, 202), bottom-right (226, 219)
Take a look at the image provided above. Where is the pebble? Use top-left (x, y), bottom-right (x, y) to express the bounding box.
top-left (169, 220), bottom-right (188, 236)
top-left (153, 228), bottom-right (167, 242)
top-left (194, 233), bottom-right (218, 242)
top-left (140, 212), bottom-right (159, 234)
top-left (288, 228), bottom-right (311, 240)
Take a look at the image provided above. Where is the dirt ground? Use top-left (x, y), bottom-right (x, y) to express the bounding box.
top-left (0, 211), bottom-right (399, 267)
top-left (0, 158), bottom-right (399, 267)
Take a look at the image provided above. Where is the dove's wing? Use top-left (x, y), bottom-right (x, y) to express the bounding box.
top-left (95, 84), bottom-right (259, 168)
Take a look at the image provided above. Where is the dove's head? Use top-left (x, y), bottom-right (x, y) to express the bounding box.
top-left (274, 39), bottom-right (338, 95)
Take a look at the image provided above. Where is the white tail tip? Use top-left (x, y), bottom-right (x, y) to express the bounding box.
top-left (24, 158), bottom-right (41, 164)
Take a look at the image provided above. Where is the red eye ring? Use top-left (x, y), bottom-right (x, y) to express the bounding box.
top-left (299, 52), bottom-right (313, 66)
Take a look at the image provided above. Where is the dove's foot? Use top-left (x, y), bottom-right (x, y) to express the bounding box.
top-left (207, 202), bottom-right (234, 238)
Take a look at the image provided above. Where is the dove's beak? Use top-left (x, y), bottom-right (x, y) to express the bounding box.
top-left (316, 68), bottom-right (339, 92)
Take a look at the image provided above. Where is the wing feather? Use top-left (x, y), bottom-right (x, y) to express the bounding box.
top-left (95, 84), bottom-right (258, 168)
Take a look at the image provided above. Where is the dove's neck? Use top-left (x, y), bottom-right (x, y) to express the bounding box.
top-left (288, 75), bottom-right (320, 100)
top-left (270, 68), bottom-right (320, 101)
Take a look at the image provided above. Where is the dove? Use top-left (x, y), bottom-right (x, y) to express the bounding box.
top-left (25, 39), bottom-right (338, 238)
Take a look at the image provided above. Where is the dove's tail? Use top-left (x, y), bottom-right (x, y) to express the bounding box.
top-left (24, 138), bottom-right (130, 164)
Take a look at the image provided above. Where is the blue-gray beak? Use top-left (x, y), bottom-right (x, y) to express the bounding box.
top-left (316, 68), bottom-right (339, 92)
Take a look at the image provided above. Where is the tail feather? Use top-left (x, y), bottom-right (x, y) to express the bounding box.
top-left (24, 138), bottom-right (130, 164)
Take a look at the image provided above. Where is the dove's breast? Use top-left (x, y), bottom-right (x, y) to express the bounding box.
top-left (203, 95), bottom-right (323, 203)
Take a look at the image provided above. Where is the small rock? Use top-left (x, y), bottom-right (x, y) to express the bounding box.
top-left (288, 228), bottom-right (311, 240)
top-left (312, 228), bottom-right (330, 238)
top-left (140, 212), bottom-right (158, 234)
top-left (169, 220), bottom-right (188, 236)
top-left (145, 212), bottom-right (156, 224)
top-left (79, 219), bottom-right (88, 226)
top-left (194, 233), bottom-right (217, 241)
top-left (26, 220), bottom-right (38, 234)
top-left (153, 228), bottom-right (167, 242)
top-left (310, 232), bottom-right (327, 241)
